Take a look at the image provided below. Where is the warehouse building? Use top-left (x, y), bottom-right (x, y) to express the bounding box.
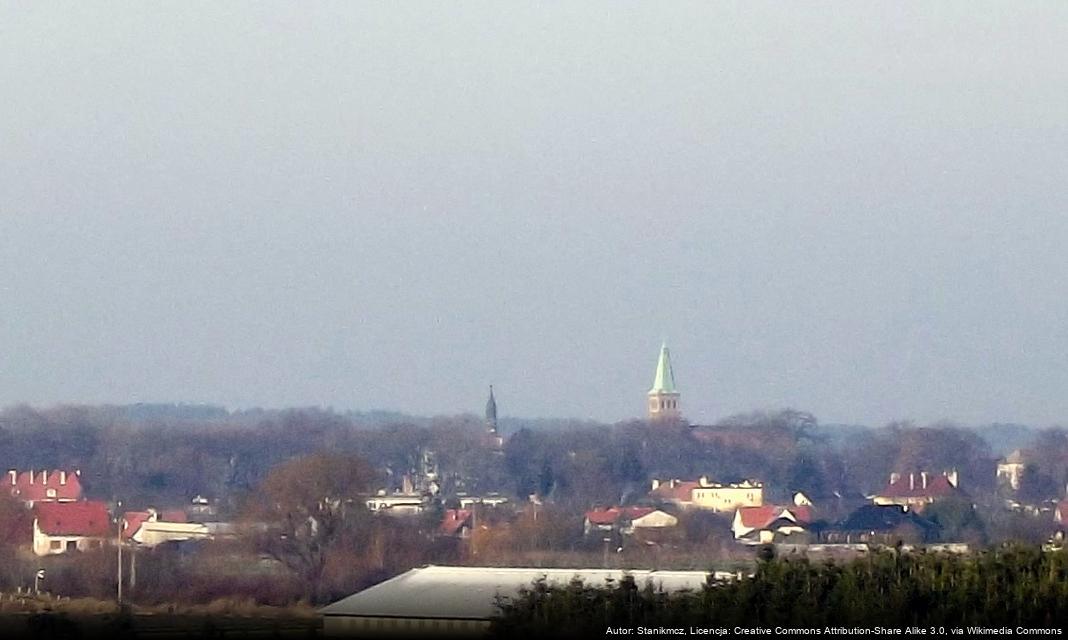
top-left (320, 565), bottom-right (723, 637)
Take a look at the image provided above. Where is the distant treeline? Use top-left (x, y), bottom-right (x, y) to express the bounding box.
top-left (0, 403), bottom-right (1060, 518)
top-left (491, 546), bottom-right (1068, 637)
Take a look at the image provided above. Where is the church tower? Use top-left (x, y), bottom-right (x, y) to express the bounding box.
top-left (485, 386), bottom-right (503, 448)
top-left (485, 385), bottom-right (498, 435)
top-left (648, 343), bottom-right (681, 420)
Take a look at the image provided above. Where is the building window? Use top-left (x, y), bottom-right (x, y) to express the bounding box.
top-left (49, 540), bottom-right (61, 550)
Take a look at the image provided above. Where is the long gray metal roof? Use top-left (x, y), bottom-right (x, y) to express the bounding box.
top-left (320, 565), bottom-right (715, 621)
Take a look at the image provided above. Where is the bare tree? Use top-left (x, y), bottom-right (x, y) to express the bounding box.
top-left (247, 452), bottom-right (376, 601)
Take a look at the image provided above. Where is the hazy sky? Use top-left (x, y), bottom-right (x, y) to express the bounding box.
top-left (1, 3), bottom-right (1066, 427)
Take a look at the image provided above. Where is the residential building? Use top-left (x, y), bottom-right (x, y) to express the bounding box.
top-left (123, 508), bottom-right (211, 547)
top-left (996, 450), bottom-right (1028, 491)
top-left (820, 504), bottom-right (939, 545)
top-left (647, 343), bottom-right (681, 421)
top-left (732, 505), bottom-right (813, 545)
top-left (583, 507), bottom-right (678, 536)
top-left (692, 479), bottom-right (763, 512)
top-left (790, 489), bottom-right (866, 523)
top-left (32, 501), bottom-right (110, 556)
top-left (320, 566), bottom-right (725, 638)
top-left (648, 479), bottom-right (700, 508)
top-left (649, 477), bottom-right (764, 512)
top-left (872, 471), bottom-right (963, 511)
top-left (4, 469), bottom-right (83, 506)
top-left (457, 494), bottom-right (509, 509)
top-left (365, 494), bottom-right (426, 516)
top-left (136, 520), bottom-right (211, 547)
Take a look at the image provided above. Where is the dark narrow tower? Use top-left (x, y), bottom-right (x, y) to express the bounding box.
top-left (485, 385), bottom-right (498, 435)
top-left (484, 386), bottom-right (503, 449)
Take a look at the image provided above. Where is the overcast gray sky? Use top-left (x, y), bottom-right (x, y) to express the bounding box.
top-left (1, 3), bottom-right (1066, 427)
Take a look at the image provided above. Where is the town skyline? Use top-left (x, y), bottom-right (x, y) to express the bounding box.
top-left (3, 2), bottom-right (1066, 635)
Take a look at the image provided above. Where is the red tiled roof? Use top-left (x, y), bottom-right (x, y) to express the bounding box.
top-left (737, 505), bottom-right (813, 529)
top-left (122, 511), bottom-right (150, 540)
top-left (649, 481), bottom-right (698, 502)
top-left (878, 474), bottom-right (960, 499)
top-left (35, 501), bottom-right (110, 537)
top-left (3, 470), bottom-right (83, 504)
top-left (439, 509), bottom-right (472, 536)
top-left (122, 509), bottom-right (190, 539)
top-left (585, 506), bottom-right (657, 526)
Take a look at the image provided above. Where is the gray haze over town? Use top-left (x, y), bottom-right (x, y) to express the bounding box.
top-left (2, 3), bottom-right (1067, 427)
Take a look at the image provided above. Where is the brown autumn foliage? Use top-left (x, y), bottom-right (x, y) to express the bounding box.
top-left (0, 493), bottom-right (32, 546)
top-left (245, 452), bottom-right (377, 601)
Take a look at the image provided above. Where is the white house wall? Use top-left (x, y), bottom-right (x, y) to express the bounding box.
top-left (32, 522), bottom-right (107, 556)
top-left (631, 511), bottom-right (678, 528)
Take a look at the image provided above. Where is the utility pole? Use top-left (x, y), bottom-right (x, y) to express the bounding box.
top-left (471, 504), bottom-right (478, 556)
top-left (116, 501), bottom-right (123, 604)
top-left (129, 548), bottom-right (136, 592)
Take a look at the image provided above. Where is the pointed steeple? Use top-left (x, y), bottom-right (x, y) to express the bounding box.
top-left (649, 343), bottom-right (677, 394)
top-left (647, 343), bottom-right (681, 420)
top-left (485, 385), bottom-right (498, 434)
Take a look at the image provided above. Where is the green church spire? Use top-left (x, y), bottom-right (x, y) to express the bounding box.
top-left (649, 343), bottom-right (677, 394)
top-left (647, 343), bottom-right (681, 421)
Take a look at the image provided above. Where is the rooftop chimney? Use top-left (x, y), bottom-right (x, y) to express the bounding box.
top-left (699, 476), bottom-right (709, 487)
top-left (890, 472), bottom-right (900, 484)
top-left (909, 473), bottom-right (915, 491)
top-left (921, 472), bottom-right (928, 489)
top-left (28, 470), bottom-right (33, 485)
top-left (59, 471), bottom-right (66, 486)
top-left (7, 470), bottom-right (15, 485)
top-left (41, 470), bottom-right (48, 485)
top-left (651, 479), bottom-right (660, 491)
